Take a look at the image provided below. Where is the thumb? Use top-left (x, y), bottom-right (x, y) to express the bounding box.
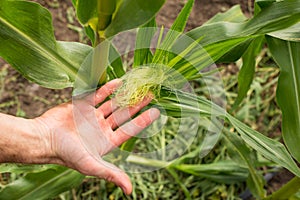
top-left (85, 158), bottom-right (133, 195)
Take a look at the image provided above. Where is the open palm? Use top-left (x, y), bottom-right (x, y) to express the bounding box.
top-left (35, 79), bottom-right (160, 194)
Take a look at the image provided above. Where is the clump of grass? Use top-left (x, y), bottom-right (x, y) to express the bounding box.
top-left (114, 65), bottom-right (170, 107)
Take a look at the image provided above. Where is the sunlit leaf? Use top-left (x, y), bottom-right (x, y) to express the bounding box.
top-left (105, 0), bottom-right (165, 37)
top-left (227, 114), bottom-right (300, 177)
top-left (75, 0), bottom-right (97, 26)
top-left (152, 0), bottom-right (194, 64)
top-left (185, 0), bottom-right (300, 65)
top-left (267, 36), bottom-right (300, 163)
top-left (133, 18), bottom-right (156, 67)
top-left (205, 5), bottom-right (247, 24)
top-left (0, 0), bottom-right (92, 89)
top-left (157, 89), bottom-right (300, 177)
top-left (269, 23), bottom-right (300, 42)
top-left (174, 161), bottom-right (248, 184)
top-left (0, 166), bottom-right (84, 200)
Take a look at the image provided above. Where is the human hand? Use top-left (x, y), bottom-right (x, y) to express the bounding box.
top-left (34, 79), bottom-right (160, 194)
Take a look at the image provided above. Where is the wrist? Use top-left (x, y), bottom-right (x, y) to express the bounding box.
top-left (0, 113), bottom-right (55, 164)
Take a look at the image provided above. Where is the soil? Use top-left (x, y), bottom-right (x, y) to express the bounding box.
top-left (0, 0), bottom-right (293, 198)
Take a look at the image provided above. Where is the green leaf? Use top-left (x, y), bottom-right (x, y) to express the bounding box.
top-left (75, 0), bottom-right (117, 43)
top-left (0, 166), bottom-right (84, 200)
top-left (187, 0), bottom-right (300, 46)
top-left (172, 37), bottom-right (252, 79)
top-left (0, 0), bottom-right (92, 89)
top-left (84, 26), bottom-right (96, 45)
top-left (0, 164), bottom-right (48, 174)
top-left (174, 161), bottom-right (248, 184)
top-left (152, 0), bottom-right (194, 64)
top-left (264, 176), bottom-right (300, 200)
top-left (133, 18), bottom-right (156, 67)
top-left (158, 89), bottom-right (300, 177)
top-left (97, 0), bottom-right (117, 31)
top-left (226, 114), bottom-right (300, 177)
top-left (224, 129), bottom-right (266, 198)
top-left (75, 0), bottom-right (97, 26)
top-left (255, 0), bottom-right (276, 10)
top-left (167, 0), bottom-right (194, 33)
top-left (205, 5), bottom-right (247, 24)
top-left (206, 5), bottom-right (251, 63)
top-left (71, 0), bottom-right (77, 6)
top-left (269, 23), bottom-right (300, 42)
top-left (184, 0), bottom-right (300, 65)
top-left (203, 5), bottom-right (250, 63)
top-left (216, 39), bottom-right (253, 63)
top-left (107, 44), bottom-right (125, 79)
top-left (105, 0), bottom-right (165, 38)
top-left (233, 36), bottom-right (265, 109)
top-left (163, 0), bottom-right (300, 79)
top-left (267, 36), bottom-right (300, 163)
top-left (242, 1), bottom-right (300, 36)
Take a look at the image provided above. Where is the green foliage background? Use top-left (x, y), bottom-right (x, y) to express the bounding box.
top-left (0, 0), bottom-right (300, 199)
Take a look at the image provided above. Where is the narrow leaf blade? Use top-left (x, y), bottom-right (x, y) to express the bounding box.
top-left (152, 0), bottom-right (194, 64)
top-left (0, 166), bottom-right (84, 200)
top-left (224, 130), bottom-right (266, 198)
top-left (233, 36), bottom-right (265, 109)
top-left (133, 18), bottom-right (156, 67)
top-left (227, 114), bottom-right (300, 177)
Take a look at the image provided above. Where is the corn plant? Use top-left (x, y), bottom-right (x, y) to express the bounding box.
top-left (0, 0), bottom-right (300, 199)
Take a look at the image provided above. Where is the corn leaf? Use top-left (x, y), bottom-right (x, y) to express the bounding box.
top-left (264, 176), bottom-right (300, 200)
top-left (133, 18), bottom-right (156, 67)
top-left (166, 0), bottom-right (194, 33)
top-left (74, 0), bottom-right (98, 43)
top-left (174, 161), bottom-right (248, 184)
top-left (269, 23), bottom-right (300, 42)
top-left (226, 114), bottom-right (300, 177)
top-left (158, 89), bottom-right (300, 177)
top-left (152, 0), bottom-right (194, 64)
top-left (75, 0), bottom-right (98, 26)
top-left (255, 0), bottom-right (276, 10)
top-left (107, 44), bottom-right (125, 79)
top-left (171, 37), bottom-right (252, 79)
top-left (0, 0), bottom-right (92, 89)
top-left (266, 36), bottom-right (300, 163)
top-left (184, 0), bottom-right (300, 66)
top-left (166, 0), bottom-right (300, 79)
top-left (242, 1), bottom-right (300, 36)
top-left (204, 5), bottom-right (250, 63)
top-left (205, 5), bottom-right (247, 24)
top-left (224, 130), bottom-right (266, 198)
top-left (105, 0), bottom-right (165, 38)
top-left (0, 166), bottom-right (84, 200)
top-left (0, 164), bottom-right (48, 174)
top-left (202, 5), bottom-right (250, 63)
top-left (232, 36), bottom-right (265, 109)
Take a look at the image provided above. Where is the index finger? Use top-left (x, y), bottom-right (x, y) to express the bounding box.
top-left (92, 79), bottom-right (122, 106)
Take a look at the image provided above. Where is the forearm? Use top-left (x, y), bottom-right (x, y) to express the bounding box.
top-left (0, 113), bottom-right (52, 164)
